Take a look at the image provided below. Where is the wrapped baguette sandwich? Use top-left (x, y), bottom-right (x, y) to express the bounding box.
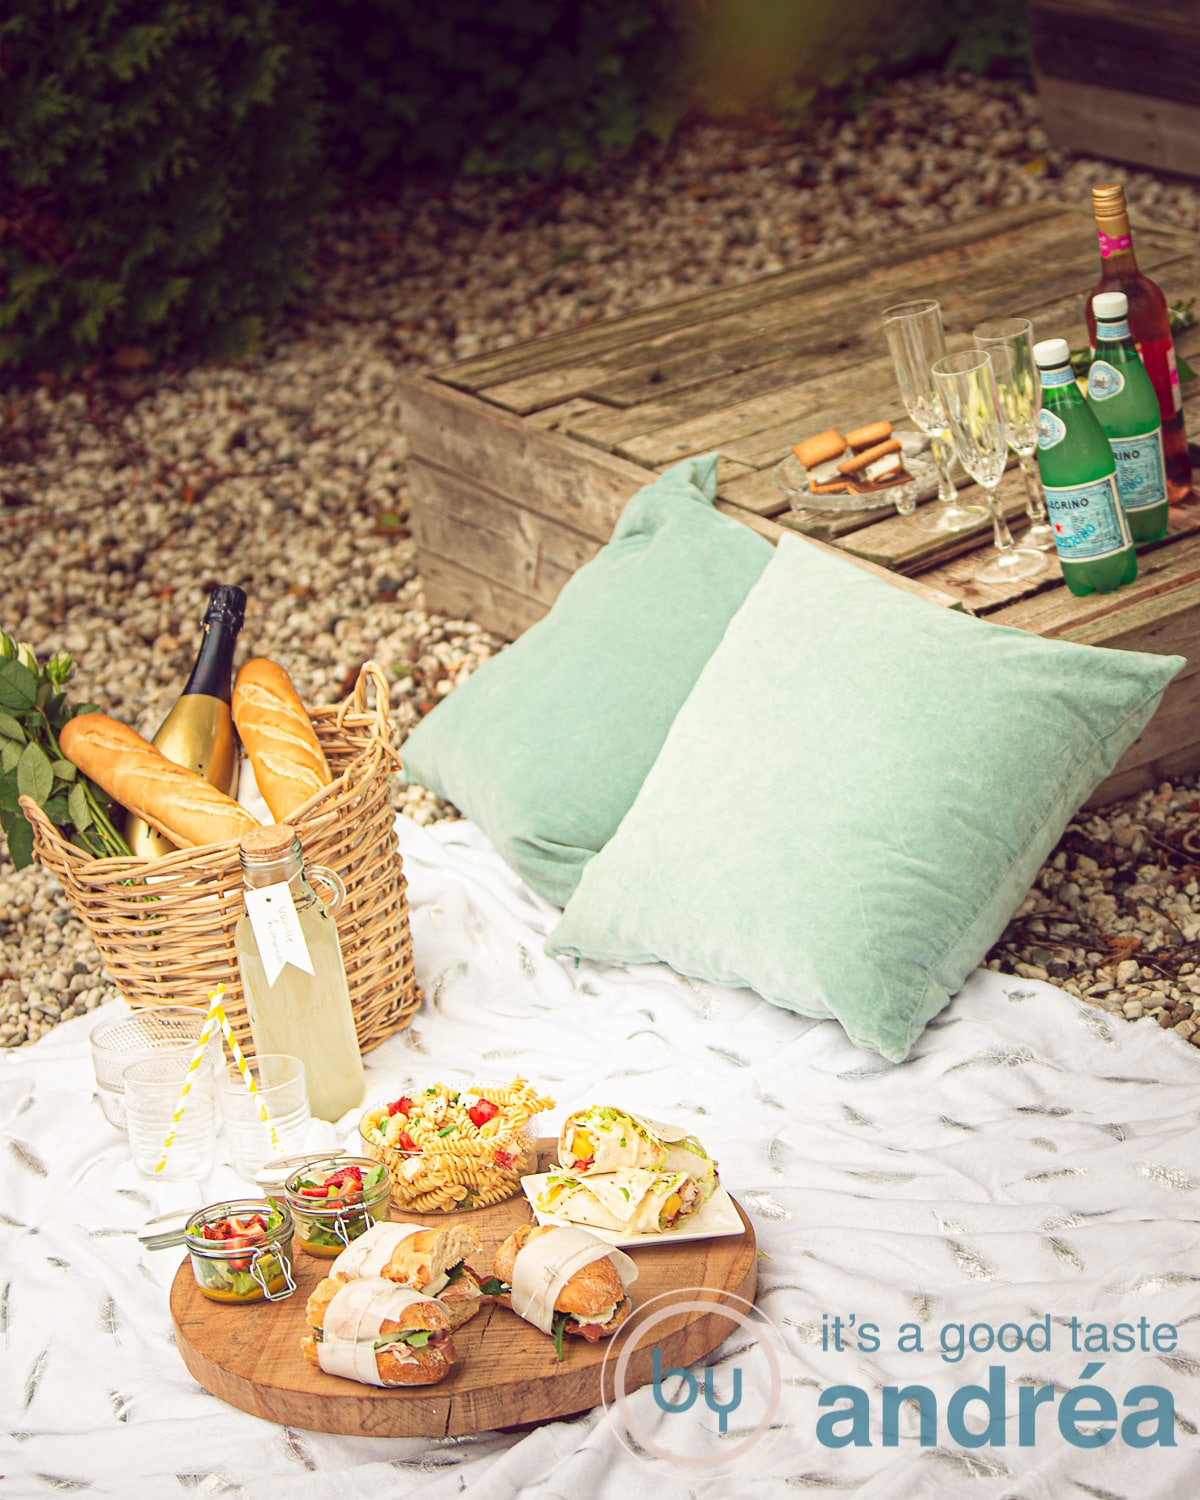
top-left (329, 1221), bottom-right (485, 1329)
top-left (59, 714), bottom-right (258, 849)
top-left (232, 658), bottom-right (332, 820)
top-left (558, 1106), bottom-right (718, 1200)
top-left (300, 1276), bottom-right (457, 1387)
top-left (536, 1166), bottom-right (701, 1235)
top-left (486, 1224), bottom-right (637, 1356)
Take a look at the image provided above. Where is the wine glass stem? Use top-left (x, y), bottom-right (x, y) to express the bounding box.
top-left (1018, 451), bottom-right (1048, 526)
top-left (985, 488), bottom-right (1017, 554)
top-left (931, 432), bottom-right (958, 504)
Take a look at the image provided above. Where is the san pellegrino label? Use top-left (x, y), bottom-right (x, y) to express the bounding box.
top-left (1087, 361), bottom-right (1125, 400)
top-left (1042, 475), bottom-right (1132, 560)
top-left (1108, 428), bottom-right (1168, 512)
top-left (1037, 409), bottom-right (1067, 450)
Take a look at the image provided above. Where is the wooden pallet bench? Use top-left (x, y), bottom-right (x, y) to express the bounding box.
top-left (400, 203), bottom-right (1200, 806)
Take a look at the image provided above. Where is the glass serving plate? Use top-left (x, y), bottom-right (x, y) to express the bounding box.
top-left (771, 431), bottom-right (939, 516)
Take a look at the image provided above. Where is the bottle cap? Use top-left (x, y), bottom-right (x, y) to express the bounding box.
top-left (1033, 338), bottom-right (1072, 368)
top-left (1092, 183), bottom-right (1127, 214)
top-left (204, 585), bottom-right (247, 631)
top-left (1093, 292), bottom-right (1128, 321)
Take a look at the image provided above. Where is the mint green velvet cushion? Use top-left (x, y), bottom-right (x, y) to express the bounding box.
top-left (549, 535), bottom-right (1185, 1061)
top-left (400, 456), bottom-right (772, 907)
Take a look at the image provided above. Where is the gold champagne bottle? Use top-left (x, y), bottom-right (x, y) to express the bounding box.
top-left (125, 585), bottom-right (247, 857)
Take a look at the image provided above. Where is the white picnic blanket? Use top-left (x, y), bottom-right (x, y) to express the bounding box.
top-left (3, 814), bottom-right (1200, 1499)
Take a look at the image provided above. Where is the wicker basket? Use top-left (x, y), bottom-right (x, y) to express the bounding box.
top-left (21, 661), bottom-right (421, 1053)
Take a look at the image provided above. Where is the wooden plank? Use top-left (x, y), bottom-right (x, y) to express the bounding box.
top-left (399, 376), bottom-right (646, 543)
top-left (718, 467), bottom-right (792, 519)
top-left (987, 511), bottom-right (1200, 637)
top-left (409, 492), bottom-right (596, 611)
top-left (823, 464), bottom-right (1029, 576)
top-left (1030, 2), bottom-right (1200, 112)
top-left (408, 457), bottom-right (606, 591)
top-left (594, 236), bottom-right (1198, 471)
top-left (578, 234), bottom-right (1194, 422)
top-left (526, 397), bottom-right (612, 431)
top-left (1034, 74), bottom-right (1200, 179)
top-left (435, 204), bottom-right (1062, 394)
top-left (418, 549), bottom-right (550, 640)
top-left (485, 216), bottom-right (1110, 418)
top-left (1089, 674), bottom-right (1200, 805)
top-left (714, 455), bottom-right (758, 486)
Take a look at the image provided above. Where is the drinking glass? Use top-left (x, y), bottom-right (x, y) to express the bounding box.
top-left (881, 299), bottom-right (988, 533)
top-left (217, 1054), bottom-right (311, 1180)
top-left (124, 1051), bottom-right (217, 1181)
top-left (90, 1006), bottom-right (223, 1132)
top-left (931, 350), bottom-right (1047, 587)
top-left (973, 317), bottom-right (1056, 550)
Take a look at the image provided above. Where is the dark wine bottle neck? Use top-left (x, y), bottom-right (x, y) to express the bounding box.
top-left (182, 619), bottom-right (239, 701)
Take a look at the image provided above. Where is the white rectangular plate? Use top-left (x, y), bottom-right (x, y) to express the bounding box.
top-left (520, 1174), bottom-right (745, 1248)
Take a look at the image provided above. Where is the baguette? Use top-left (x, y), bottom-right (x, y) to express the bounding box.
top-left (232, 659), bottom-right (332, 821)
top-left (59, 715), bottom-right (258, 849)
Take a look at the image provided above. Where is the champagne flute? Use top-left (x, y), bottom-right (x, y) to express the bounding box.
top-left (973, 317), bottom-right (1056, 550)
top-left (931, 349), bottom-right (1047, 586)
top-left (881, 299), bottom-right (988, 533)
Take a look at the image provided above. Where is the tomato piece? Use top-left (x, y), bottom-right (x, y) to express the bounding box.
top-left (396, 1131), bottom-right (417, 1153)
top-left (387, 1096), bottom-right (413, 1117)
top-left (468, 1099), bottom-right (500, 1129)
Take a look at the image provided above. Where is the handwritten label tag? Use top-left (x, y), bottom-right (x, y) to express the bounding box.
top-left (244, 882), bottom-right (315, 987)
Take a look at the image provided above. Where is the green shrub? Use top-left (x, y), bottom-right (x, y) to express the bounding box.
top-left (0, 0), bottom-right (328, 374)
top-left (310, 0), bottom-right (684, 181)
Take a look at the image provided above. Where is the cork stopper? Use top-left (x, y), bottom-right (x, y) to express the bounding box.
top-left (239, 822), bottom-right (300, 862)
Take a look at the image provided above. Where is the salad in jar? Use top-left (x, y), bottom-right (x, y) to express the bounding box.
top-left (284, 1156), bottom-right (391, 1257)
top-left (184, 1198), bottom-right (296, 1303)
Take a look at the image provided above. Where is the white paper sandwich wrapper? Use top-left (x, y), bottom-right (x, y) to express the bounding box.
top-left (315, 1277), bottom-right (436, 1386)
top-left (510, 1226), bottom-right (637, 1335)
top-left (329, 1221), bottom-right (428, 1280)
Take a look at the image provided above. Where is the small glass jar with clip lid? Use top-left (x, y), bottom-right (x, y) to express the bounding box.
top-left (234, 824), bottom-right (365, 1124)
top-left (280, 1153), bottom-right (392, 1258)
top-left (183, 1197), bottom-right (296, 1304)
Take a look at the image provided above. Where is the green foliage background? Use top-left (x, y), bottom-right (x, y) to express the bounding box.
top-left (0, 0), bottom-right (1029, 375)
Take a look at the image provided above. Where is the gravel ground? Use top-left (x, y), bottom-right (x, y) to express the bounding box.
top-left (3, 70), bottom-right (1200, 1048)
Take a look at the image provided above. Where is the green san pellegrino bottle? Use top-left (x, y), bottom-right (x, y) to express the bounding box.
top-left (1034, 337), bottom-right (1137, 597)
top-left (1086, 290), bottom-right (1169, 544)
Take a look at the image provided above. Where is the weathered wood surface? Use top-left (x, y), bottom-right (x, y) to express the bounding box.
top-left (402, 202), bottom-right (1200, 799)
top-left (170, 1141), bottom-right (756, 1437)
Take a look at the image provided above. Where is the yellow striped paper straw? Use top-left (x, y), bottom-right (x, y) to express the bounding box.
top-left (212, 1001), bottom-right (283, 1155)
top-left (152, 984), bottom-right (224, 1175)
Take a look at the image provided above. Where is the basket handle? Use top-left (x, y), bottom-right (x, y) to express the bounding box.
top-left (339, 660), bottom-right (405, 772)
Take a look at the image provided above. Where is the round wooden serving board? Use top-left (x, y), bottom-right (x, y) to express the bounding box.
top-left (170, 1141), bottom-right (756, 1436)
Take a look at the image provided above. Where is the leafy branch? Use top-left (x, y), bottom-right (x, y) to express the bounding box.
top-left (0, 631), bottom-right (131, 869)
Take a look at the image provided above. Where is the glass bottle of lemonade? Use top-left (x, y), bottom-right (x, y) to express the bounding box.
top-left (234, 823), bottom-right (365, 1122)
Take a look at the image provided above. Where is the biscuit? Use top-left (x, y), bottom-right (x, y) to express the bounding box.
top-left (844, 420), bottom-right (894, 451)
top-left (808, 478), bottom-right (853, 494)
top-left (792, 429), bottom-right (846, 468)
top-left (837, 439), bottom-right (903, 476)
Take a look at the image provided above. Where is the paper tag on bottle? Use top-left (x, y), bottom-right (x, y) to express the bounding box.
top-left (244, 882), bottom-right (315, 986)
